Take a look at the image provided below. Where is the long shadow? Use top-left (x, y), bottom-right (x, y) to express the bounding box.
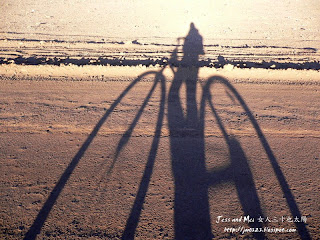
top-left (24, 23), bottom-right (311, 240)
top-left (121, 70), bottom-right (166, 239)
top-left (23, 70), bottom-right (163, 240)
top-left (166, 22), bottom-right (310, 239)
top-left (202, 75), bottom-right (311, 240)
top-left (201, 80), bottom-right (265, 239)
top-left (107, 71), bottom-right (163, 176)
top-left (167, 23), bottom-right (213, 240)
top-left (167, 23), bottom-right (264, 240)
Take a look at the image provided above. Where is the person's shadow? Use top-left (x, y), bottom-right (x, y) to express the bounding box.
top-left (24, 23), bottom-right (311, 240)
top-left (167, 23), bottom-right (213, 240)
top-left (168, 23), bottom-right (266, 239)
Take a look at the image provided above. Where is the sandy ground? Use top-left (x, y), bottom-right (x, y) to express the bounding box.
top-left (1, 0), bottom-right (320, 41)
top-left (1, 1), bottom-right (320, 239)
top-left (0, 70), bottom-right (319, 239)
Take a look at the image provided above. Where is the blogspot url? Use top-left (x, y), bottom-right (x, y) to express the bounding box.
top-left (224, 226), bottom-right (297, 234)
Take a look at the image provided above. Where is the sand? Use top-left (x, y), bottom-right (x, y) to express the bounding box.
top-left (1, 0), bottom-right (320, 239)
top-left (0, 70), bottom-right (319, 239)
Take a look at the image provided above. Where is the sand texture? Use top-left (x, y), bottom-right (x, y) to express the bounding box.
top-left (1, 0), bottom-right (320, 239)
top-left (0, 72), bottom-right (319, 239)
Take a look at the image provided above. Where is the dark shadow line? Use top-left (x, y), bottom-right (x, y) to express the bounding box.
top-left (106, 73), bottom-right (159, 176)
top-left (113, 73), bottom-right (160, 161)
top-left (199, 90), bottom-right (232, 185)
top-left (23, 70), bottom-right (160, 240)
top-left (121, 71), bottom-right (166, 240)
top-left (203, 82), bottom-right (265, 239)
top-left (205, 75), bottom-right (311, 240)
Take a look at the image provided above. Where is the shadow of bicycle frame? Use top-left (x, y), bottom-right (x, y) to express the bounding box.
top-left (24, 28), bottom-right (311, 239)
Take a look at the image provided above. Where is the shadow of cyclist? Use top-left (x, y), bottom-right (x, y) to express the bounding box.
top-left (168, 22), bottom-right (266, 240)
top-left (24, 22), bottom-right (310, 240)
top-left (167, 22), bottom-right (213, 240)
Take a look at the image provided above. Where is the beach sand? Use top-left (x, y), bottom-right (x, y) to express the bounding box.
top-left (1, 0), bottom-right (320, 239)
top-left (0, 68), bottom-right (319, 239)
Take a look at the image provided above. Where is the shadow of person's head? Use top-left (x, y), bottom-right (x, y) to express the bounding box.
top-left (182, 22), bottom-right (204, 65)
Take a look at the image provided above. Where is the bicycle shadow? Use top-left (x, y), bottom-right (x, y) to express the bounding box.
top-left (167, 23), bottom-right (266, 239)
top-left (201, 78), bottom-right (266, 239)
top-left (202, 76), bottom-right (311, 240)
top-left (24, 23), bottom-right (311, 240)
top-left (23, 69), bottom-right (166, 240)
